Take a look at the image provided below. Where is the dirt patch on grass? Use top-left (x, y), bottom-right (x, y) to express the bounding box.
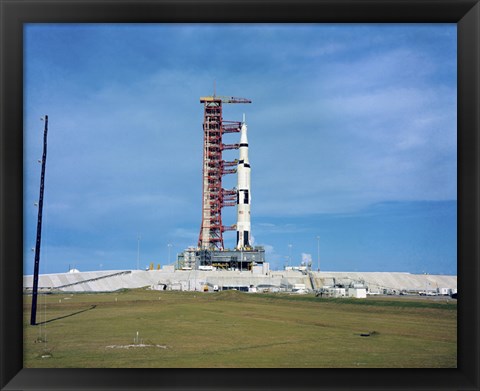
top-left (105, 344), bottom-right (167, 349)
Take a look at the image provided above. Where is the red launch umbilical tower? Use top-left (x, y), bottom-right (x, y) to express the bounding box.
top-left (198, 95), bottom-right (251, 250)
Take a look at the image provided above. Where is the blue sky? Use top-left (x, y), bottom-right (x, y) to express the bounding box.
top-left (24, 23), bottom-right (457, 275)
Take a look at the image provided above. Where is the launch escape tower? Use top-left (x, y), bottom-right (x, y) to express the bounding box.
top-left (197, 95), bottom-right (251, 251)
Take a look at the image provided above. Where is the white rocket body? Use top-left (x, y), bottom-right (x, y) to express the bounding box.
top-left (236, 117), bottom-right (252, 250)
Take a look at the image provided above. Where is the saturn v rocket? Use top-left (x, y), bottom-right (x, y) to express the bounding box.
top-left (236, 115), bottom-right (252, 250)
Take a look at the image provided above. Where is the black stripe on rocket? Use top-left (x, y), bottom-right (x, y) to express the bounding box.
top-left (244, 231), bottom-right (249, 246)
top-left (237, 231), bottom-right (250, 247)
top-left (237, 189), bottom-right (249, 204)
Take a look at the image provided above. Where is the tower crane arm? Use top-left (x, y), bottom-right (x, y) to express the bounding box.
top-left (200, 96), bottom-right (252, 104)
top-left (222, 96), bottom-right (252, 104)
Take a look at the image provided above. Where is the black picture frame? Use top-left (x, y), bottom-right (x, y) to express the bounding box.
top-left (1, 0), bottom-right (478, 390)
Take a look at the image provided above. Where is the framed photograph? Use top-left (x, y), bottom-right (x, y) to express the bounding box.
top-left (1, 0), bottom-right (479, 390)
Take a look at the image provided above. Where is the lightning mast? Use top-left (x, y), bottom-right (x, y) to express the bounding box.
top-left (198, 95), bottom-right (251, 250)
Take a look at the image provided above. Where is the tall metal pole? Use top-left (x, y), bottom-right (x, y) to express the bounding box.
top-left (316, 236), bottom-right (320, 272)
top-left (288, 244), bottom-right (292, 267)
top-left (137, 235), bottom-right (141, 270)
top-left (30, 115), bottom-right (48, 326)
top-left (167, 243), bottom-right (172, 264)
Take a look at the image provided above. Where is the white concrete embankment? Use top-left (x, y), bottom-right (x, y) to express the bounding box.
top-left (23, 269), bottom-right (457, 294)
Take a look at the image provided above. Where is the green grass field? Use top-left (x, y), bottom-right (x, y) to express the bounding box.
top-left (23, 289), bottom-right (457, 368)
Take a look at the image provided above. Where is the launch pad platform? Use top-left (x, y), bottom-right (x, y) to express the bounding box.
top-left (177, 246), bottom-right (266, 271)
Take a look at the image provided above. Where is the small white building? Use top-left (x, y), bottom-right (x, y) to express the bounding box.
top-left (252, 263), bottom-right (270, 275)
top-left (320, 287), bottom-right (346, 297)
top-left (348, 288), bottom-right (367, 298)
top-left (437, 287), bottom-right (452, 295)
top-left (150, 284), bottom-right (166, 291)
top-left (199, 265), bottom-right (215, 271)
top-left (251, 265), bottom-right (263, 274)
